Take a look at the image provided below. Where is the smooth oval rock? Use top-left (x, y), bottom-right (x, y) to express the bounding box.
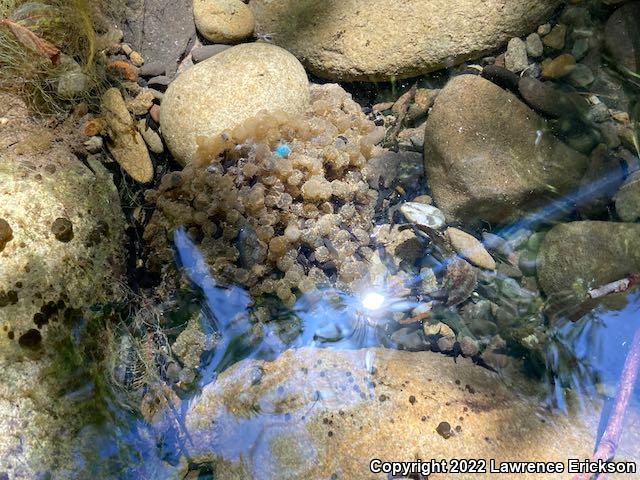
top-left (193, 0), bottom-right (255, 43)
top-left (181, 347), bottom-right (640, 479)
top-left (400, 202), bottom-right (446, 230)
top-left (161, 43), bottom-right (310, 165)
top-left (446, 227), bottom-right (496, 270)
top-left (249, 0), bottom-right (560, 81)
top-left (424, 75), bottom-right (589, 225)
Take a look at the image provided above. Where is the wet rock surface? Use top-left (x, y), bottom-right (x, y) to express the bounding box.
top-left (0, 94), bottom-right (126, 479)
top-left (537, 221), bottom-right (640, 300)
top-left (423, 75), bottom-right (589, 225)
top-left (182, 347), bottom-right (640, 479)
top-left (122, 0), bottom-right (197, 77)
top-left (249, 0), bottom-right (560, 81)
top-left (604, 1), bottom-right (640, 73)
top-left (160, 42), bottom-right (310, 165)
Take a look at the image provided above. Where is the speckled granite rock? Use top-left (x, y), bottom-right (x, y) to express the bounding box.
top-left (160, 42), bottom-right (310, 165)
top-left (424, 75), bottom-right (589, 225)
top-left (181, 347), bottom-right (640, 479)
top-left (249, 0), bottom-right (560, 81)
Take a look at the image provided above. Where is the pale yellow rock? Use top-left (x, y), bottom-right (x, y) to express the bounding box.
top-left (161, 43), bottom-right (310, 165)
top-left (250, 0), bottom-right (561, 81)
top-left (194, 0), bottom-right (255, 43)
top-left (101, 88), bottom-right (154, 183)
top-left (182, 347), bottom-right (640, 479)
top-left (446, 227), bottom-right (496, 270)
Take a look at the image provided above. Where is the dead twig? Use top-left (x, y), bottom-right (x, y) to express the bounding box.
top-left (570, 274), bottom-right (640, 480)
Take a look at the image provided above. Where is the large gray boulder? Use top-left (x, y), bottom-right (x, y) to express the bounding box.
top-left (249, 0), bottom-right (561, 81)
top-left (160, 42), bottom-right (310, 165)
top-left (424, 75), bottom-right (589, 225)
top-left (181, 347), bottom-right (640, 479)
top-left (537, 221), bottom-right (640, 299)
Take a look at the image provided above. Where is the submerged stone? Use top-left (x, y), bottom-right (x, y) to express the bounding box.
top-left (181, 347), bottom-right (640, 479)
top-left (424, 75), bottom-right (589, 225)
top-left (537, 221), bottom-right (640, 300)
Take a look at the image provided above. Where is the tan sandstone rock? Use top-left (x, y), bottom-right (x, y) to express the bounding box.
top-left (249, 0), bottom-right (561, 81)
top-left (160, 42), bottom-right (310, 165)
top-left (194, 0), bottom-right (255, 43)
top-left (182, 347), bottom-right (640, 479)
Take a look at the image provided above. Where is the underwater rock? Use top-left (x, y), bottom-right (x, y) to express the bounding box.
top-left (615, 172), bottom-right (640, 222)
top-left (193, 0), bottom-right (255, 43)
top-left (604, 1), bottom-right (640, 73)
top-left (505, 38), bottom-right (528, 73)
top-left (525, 33), bottom-right (544, 58)
top-left (137, 119), bottom-right (164, 154)
top-left (146, 84), bottom-right (383, 301)
top-left (446, 228), bottom-right (496, 271)
top-left (0, 94), bottom-right (126, 479)
top-left (160, 43), bottom-right (310, 165)
top-left (101, 88), bottom-right (154, 183)
top-left (537, 221), bottom-right (640, 300)
top-left (181, 347), bottom-right (640, 479)
top-left (424, 75), bottom-right (589, 225)
top-left (541, 54), bottom-right (576, 79)
top-left (400, 202), bottom-right (446, 230)
top-left (249, 0), bottom-right (560, 81)
top-left (191, 44), bottom-right (232, 63)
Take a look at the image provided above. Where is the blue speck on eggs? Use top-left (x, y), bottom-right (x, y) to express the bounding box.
top-left (275, 143), bottom-right (291, 158)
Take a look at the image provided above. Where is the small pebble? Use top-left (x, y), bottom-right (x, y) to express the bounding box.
top-left (446, 227), bottom-right (496, 270)
top-left (84, 136), bottom-right (104, 153)
top-left (459, 337), bottom-right (479, 357)
top-left (543, 24), bottom-right (567, 50)
top-left (149, 104), bottom-right (161, 124)
top-left (505, 37), bottom-right (528, 73)
top-left (0, 218), bottom-right (13, 252)
top-left (400, 202), bottom-right (446, 230)
top-left (567, 63), bottom-right (594, 88)
top-left (571, 38), bottom-right (590, 61)
top-left (137, 119), bottom-right (164, 154)
top-left (525, 33), bottom-right (544, 58)
top-left (541, 54), bottom-right (576, 79)
top-left (537, 23), bottom-right (552, 36)
top-left (147, 75), bottom-right (172, 91)
top-left (423, 322), bottom-right (455, 339)
top-left (51, 218), bottom-right (74, 242)
top-left (192, 44), bottom-right (232, 63)
top-left (129, 51), bottom-right (145, 67)
top-left (436, 421), bottom-right (453, 439)
top-left (138, 62), bottom-right (166, 78)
